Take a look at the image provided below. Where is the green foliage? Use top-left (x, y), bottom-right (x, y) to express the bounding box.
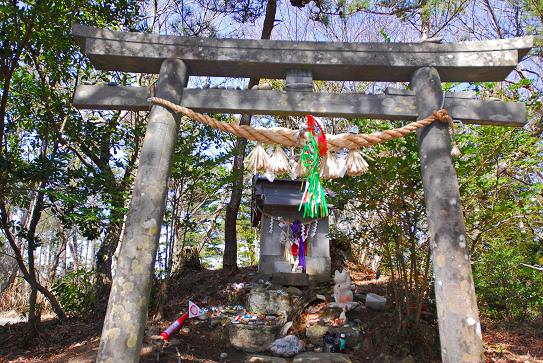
top-left (0, 0), bottom-right (141, 321)
top-left (52, 269), bottom-right (95, 317)
top-left (474, 239), bottom-right (543, 321)
top-left (329, 118), bottom-right (429, 329)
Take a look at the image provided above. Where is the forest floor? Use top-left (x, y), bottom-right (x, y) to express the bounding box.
top-left (1, 264), bottom-right (542, 363)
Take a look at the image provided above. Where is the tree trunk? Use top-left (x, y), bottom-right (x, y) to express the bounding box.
top-left (27, 282), bottom-right (39, 336)
top-left (223, 129), bottom-right (249, 271)
top-left (36, 282), bottom-right (67, 320)
top-left (69, 229), bottom-right (79, 271)
top-left (222, 0), bottom-right (277, 271)
top-left (93, 140), bottom-right (142, 302)
top-left (94, 220), bottom-right (122, 306)
top-left (0, 200), bottom-right (67, 322)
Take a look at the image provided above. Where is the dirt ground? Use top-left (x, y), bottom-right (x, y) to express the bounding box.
top-left (1, 265), bottom-right (542, 363)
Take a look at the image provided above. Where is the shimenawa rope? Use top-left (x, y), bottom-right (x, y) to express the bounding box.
top-left (148, 97), bottom-right (453, 150)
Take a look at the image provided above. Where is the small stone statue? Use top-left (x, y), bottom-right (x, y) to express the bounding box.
top-left (333, 269), bottom-right (354, 304)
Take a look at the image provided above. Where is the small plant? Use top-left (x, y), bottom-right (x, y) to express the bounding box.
top-left (52, 269), bottom-right (95, 317)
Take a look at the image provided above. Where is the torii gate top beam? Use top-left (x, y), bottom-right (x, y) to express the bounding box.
top-left (72, 24), bottom-right (533, 82)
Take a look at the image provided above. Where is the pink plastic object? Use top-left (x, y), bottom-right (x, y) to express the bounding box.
top-left (160, 313), bottom-right (189, 340)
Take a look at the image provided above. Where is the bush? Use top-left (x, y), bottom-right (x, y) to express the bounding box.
top-left (474, 240), bottom-right (543, 321)
top-left (52, 269), bottom-right (95, 317)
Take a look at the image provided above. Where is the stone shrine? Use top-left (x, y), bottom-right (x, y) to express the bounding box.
top-left (252, 177), bottom-right (331, 282)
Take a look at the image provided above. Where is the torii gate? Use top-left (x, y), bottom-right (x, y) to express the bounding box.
top-left (71, 24), bottom-right (532, 363)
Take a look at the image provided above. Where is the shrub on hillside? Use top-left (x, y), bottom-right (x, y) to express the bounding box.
top-left (52, 269), bottom-right (95, 317)
top-left (474, 240), bottom-right (543, 321)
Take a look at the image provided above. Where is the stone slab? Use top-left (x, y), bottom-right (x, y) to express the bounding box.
top-left (73, 86), bottom-right (527, 126)
top-left (272, 272), bottom-right (310, 287)
top-left (72, 24), bottom-right (533, 82)
top-left (293, 352), bottom-right (352, 363)
top-left (259, 255), bottom-right (287, 275)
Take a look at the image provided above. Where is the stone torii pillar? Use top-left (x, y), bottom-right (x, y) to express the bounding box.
top-left (413, 67), bottom-right (484, 362)
top-left (96, 58), bottom-right (188, 363)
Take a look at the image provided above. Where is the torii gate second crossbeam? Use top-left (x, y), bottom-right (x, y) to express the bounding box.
top-left (71, 24), bottom-right (532, 363)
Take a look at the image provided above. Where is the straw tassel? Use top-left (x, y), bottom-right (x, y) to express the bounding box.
top-left (320, 152), bottom-right (341, 179)
top-left (269, 145), bottom-right (290, 174)
top-left (345, 149), bottom-right (369, 176)
top-left (296, 156), bottom-right (308, 178)
top-left (450, 145), bottom-right (461, 157)
top-left (289, 158), bottom-right (298, 180)
top-left (245, 143), bottom-right (270, 173)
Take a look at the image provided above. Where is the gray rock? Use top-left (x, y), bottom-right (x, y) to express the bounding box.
top-left (270, 335), bottom-right (303, 357)
top-left (365, 293), bottom-right (386, 311)
top-left (247, 288), bottom-right (293, 316)
top-left (286, 286), bottom-right (303, 296)
top-left (306, 324), bottom-right (360, 346)
top-left (244, 355), bottom-right (287, 363)
top-left (228, 323), bottom-right (281, 352)
top-left (293, 352), bottom-right (352, 363)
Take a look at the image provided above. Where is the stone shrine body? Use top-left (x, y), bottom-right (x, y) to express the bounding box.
top-left (252, 177), bottom-right (331, 282)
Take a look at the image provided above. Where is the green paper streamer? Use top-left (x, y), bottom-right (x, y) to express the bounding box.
top-left (298, 133), bottom-right (329, 218)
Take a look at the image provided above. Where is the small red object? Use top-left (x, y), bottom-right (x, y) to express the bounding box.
top-left (306, 115), bottom-right (328, 156)
top-left (307, 114), bottom-right (316, 132)
top-left (317, 132), bottom-right (327, 156)
top-left (290, 239), bottom-right (308, 257)
top-left (160, 313), bottom-right (189, 341)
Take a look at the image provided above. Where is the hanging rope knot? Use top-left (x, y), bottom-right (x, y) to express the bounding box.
top-left (432, 109), bottom-right (453, 124)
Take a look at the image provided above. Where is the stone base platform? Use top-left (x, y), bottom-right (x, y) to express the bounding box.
top-left (272, 272), bottom-right (310, 287)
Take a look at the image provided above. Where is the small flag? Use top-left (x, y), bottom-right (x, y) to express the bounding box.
top-left (188, 301), bottom-right (202, 318)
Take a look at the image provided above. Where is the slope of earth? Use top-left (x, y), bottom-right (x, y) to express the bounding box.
top-left (0, 264), bottom-right (541, 362)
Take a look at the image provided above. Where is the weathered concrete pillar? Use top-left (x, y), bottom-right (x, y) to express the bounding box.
top-left (96, 58), bottom-right (188, 363)
top-left (412, 67), bottom-right (483, 363)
